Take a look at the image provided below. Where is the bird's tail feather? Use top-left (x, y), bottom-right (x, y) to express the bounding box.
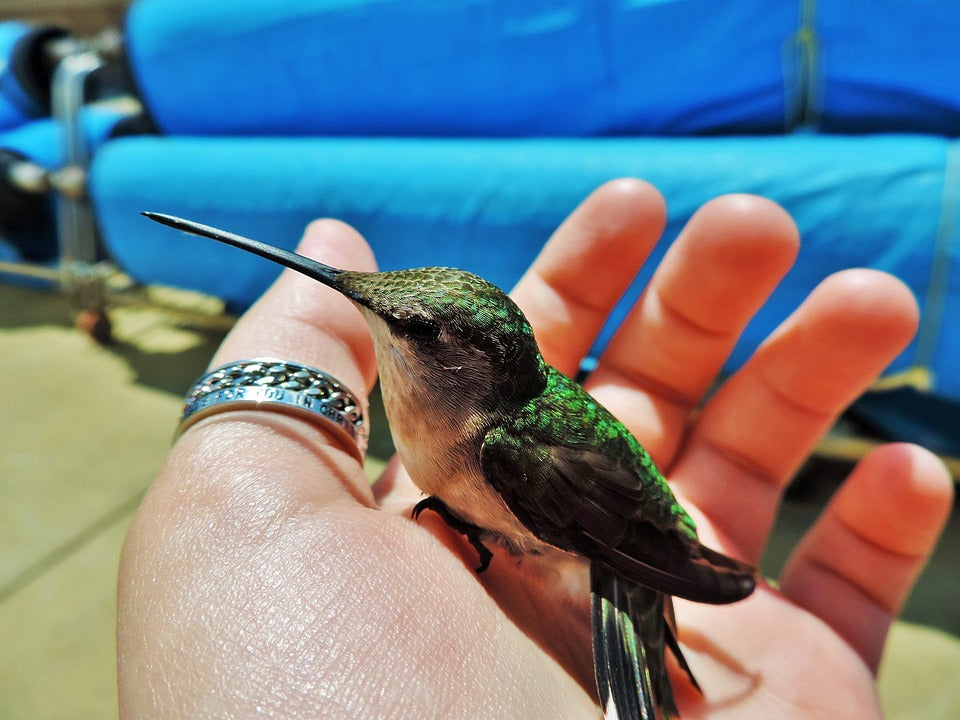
top-left (592, 565), bottom-right (697, 719)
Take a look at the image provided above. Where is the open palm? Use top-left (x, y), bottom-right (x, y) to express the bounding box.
top-left (118, 180), bottom-right (952, 719)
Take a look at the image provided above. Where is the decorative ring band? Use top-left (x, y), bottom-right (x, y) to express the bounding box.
top-left (175, 358), bottom-right (368, 458)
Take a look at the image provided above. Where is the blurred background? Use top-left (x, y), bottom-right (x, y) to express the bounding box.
top-left (1, 1), bottom-right (958, 717)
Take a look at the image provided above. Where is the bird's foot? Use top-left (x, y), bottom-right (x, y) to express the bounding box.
top-left (412, 496), bottom-right (494, 573)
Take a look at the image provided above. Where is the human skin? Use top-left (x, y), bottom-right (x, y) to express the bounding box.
top-left (118, 180), bottom-right (953, 719)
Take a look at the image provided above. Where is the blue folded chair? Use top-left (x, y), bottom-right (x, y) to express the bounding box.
top-left (123, 0), bottom-right (960, 137)
top-left (0, 22), bottom-right (67, 131)
top-left (91, 134), bottom-right (960, 410)
top-left (12, 0), bottom-right (960, 453)
top-left (0, 107), bottom-right (138, 263)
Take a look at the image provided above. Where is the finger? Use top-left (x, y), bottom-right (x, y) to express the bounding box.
top-left (175, 219), bottom-right (379, 505)
top-left (510, 178), bottom-right (667, 376)
top-left (672, 269), bottom-right (920, 557)
top-left (213, 219), bottom-right (378, 396)
top-left (779, 444), bottom-right (953, 672)
top-left (585, 195), bottom-right (799, 465)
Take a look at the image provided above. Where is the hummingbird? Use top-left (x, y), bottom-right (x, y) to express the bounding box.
top-left (144, 212), bottom-right (758, 719)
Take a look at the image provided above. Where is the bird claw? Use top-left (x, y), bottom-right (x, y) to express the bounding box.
top-left (412, 496), bottom-right (494, 573)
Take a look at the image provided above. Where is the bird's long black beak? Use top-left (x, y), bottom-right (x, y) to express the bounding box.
top-left (142, 211), bottom-right (345, 289)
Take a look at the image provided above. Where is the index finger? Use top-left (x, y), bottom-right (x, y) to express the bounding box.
top-left (212, 219), bottom-right (378, 396)
top-left (176, 219), bottom-right (379, 504)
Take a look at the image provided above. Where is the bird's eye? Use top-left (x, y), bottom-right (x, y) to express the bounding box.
top-left (399, 318), bottom-right (441, 341)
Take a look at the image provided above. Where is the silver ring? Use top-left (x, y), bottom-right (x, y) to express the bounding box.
top-left (176, 358), bottom-right (368, 458)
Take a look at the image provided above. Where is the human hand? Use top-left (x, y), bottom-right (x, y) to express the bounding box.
top-left (118, 180), bottom-right (953, 718)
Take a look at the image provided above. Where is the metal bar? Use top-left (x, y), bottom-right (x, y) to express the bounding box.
top-left (51, 50), bottom-right (105, 310)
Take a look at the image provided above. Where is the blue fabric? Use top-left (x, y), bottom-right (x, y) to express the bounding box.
top-left (0, 107), bottom-right (129, 168)
top-left (89, 133), bottom-right (960, 400)
top-left (815, 1), bottom-right (960, 135)
top-left (124, 0), bottom-right (796, 136)
top-left (0, 237), bottom-right (21, 262)
top-left (0, 22), bottom-right (41, 131)
top-left (124, 0), bottom-right (960, 137)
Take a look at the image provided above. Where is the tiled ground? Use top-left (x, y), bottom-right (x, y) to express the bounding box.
top-left (0, 285), bottom-right (201, 718)
top-left (1, 282), bottom-right (957, 718)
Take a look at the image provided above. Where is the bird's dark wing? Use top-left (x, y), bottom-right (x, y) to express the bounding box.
top-left (480, 367), bottom-right (756, 604)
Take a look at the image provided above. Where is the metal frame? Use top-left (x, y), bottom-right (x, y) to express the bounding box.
top-left (51, 50), bottom-right (110, 315)
top-left (0, 35), bottom-right (120, 332)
